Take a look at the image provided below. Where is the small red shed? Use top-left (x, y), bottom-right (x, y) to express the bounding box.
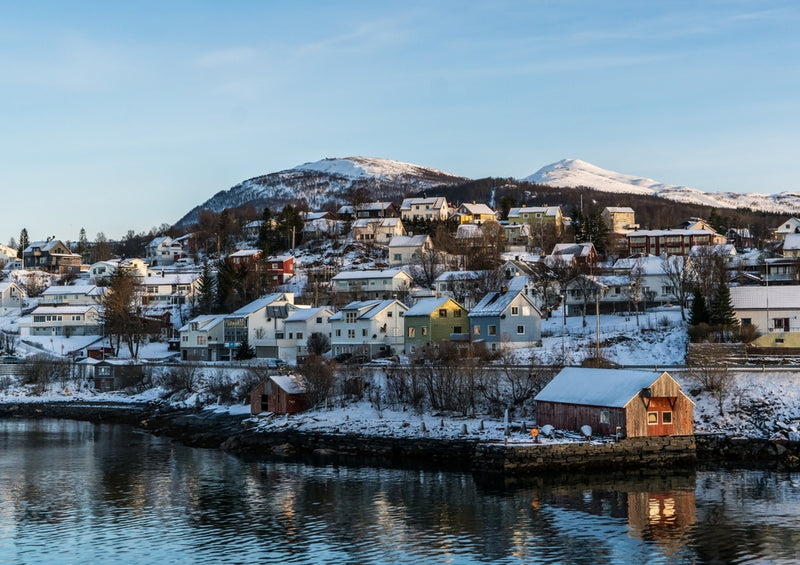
top-left (534, 368), bottom-right (694, 438)
top-left (250, 374), bottom-right (308, 415)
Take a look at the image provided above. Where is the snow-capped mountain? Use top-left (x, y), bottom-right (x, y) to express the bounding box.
top-left (524, 158), bottom-right (800, 213)
top-left (176, 157), bottom-right (468, 226)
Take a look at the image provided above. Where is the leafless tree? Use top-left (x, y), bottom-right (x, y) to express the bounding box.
top-left (626, 257), bottom-right (645, 327)
top-left (409, 247), bottom-right (447, 289)
top-left (690, 345), bottom-right (736, 416)
top-left (661, 255), bottom-right (693, 321)
top-left (298, 355), bottom-right (337, 408)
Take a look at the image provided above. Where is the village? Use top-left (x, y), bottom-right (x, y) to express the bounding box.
top-left (1, 196), bottom-right (800, 446)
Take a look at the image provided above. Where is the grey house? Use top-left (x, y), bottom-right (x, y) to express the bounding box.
top-left (468, 278), bottom-right (542, 352)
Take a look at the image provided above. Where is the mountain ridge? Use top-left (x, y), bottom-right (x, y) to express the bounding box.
top-left (176, 156), bottom-right (800, 227)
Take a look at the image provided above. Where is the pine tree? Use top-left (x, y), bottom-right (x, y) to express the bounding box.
top-left (77, 228), bottom-right (89, 260)
top-left (689, 285), bottom-right (710, 326)
top-left (709, 283), bottom-right (739, 341)
top-left (234, 334), bottom-right (256, 360)
top-left (196, 262), bottom-right (216, 315)
top-left (17, 228), bottom-right (29, 259)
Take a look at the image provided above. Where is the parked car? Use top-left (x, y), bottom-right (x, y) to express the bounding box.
top-left (2, 355), bottom-right (21, 364)
top-left (333, 353), bottom-right (353, 363)
top-left (265, 358), bottom-right (287, 369)
top-left (346, 354), bottom-right (370, 365)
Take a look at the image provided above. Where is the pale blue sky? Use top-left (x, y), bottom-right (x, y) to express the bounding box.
top-left (2, 1), bottom-right (798, 242)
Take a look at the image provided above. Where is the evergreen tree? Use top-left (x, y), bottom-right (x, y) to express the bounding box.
top-left (17, 228), bottom-right (29, 259)
top-left (709, 283), bottom-right (740, 341)
top-left (234, 334), bottom-right (256, 360)
top-left (689, 285), bottom-right (710, 326)
top-left (77, 228), bottom-right (89, 260)
top-left (196, 262), bottom-right (216, 315)
top-left (214, 257), bottom-right (240, 313)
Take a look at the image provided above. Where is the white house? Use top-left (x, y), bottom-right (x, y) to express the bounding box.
top-left (283, 306), bottom-right (334, 364)
top-left (387, 235), bottom-right (433, 266)
top-left (179, 314), bottom-right (227, 362)
top-left (0, 281), bottom-right (23, 315)
top-left (773, 217), bottom-right (800, 240)
top-left (40, 284), bottom-right (104, 307)
top-left (330, 299), bottom-right (408, 358)
top-left (146, 236), bottom-right (184, 266)
top-left (222, 292), bottom-right (305, 360)
top-left (400, 197), bottom-right (449, 222)
top-left (351, 217), bottom-right (406, 243)
top-left (730, 286), bottom-right (800, 333)
top-left (21, 305), bottom-right (101, 337)
top-left (141, 273), bottom-right (200, 309)
top-left (331, 269), bottom-right (413, 300)
top-left (88, 258), bottom-right (149, 284)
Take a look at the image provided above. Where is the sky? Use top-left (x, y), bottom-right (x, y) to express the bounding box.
top-left (2, 1), bottom-right (799, 244)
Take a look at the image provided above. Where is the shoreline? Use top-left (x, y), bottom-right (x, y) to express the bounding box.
top-left (2, 400), bottom-right (800, 476)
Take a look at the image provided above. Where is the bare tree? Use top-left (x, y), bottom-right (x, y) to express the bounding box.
top-left (409, 247), bottom-right (447, 289)
top-left (690, 345), bottom-right (736, 416)
top-left (626, 257), bottom-right (645, 327)
top-left (661, 255), bottom-right (693, 321)
top-left (297, 355), bottom-right (337, 408)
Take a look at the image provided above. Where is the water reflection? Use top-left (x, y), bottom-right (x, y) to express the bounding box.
top-left (2, 419), bottom-right (800, 564)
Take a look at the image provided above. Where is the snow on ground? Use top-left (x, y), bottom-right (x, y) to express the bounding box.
top-left (2, 293), bottom-right (799, 443)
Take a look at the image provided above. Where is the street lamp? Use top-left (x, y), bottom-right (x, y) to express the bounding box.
top-left (560, 293), bottom-right (566, 364)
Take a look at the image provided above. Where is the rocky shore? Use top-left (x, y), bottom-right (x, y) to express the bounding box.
top-left (3, 401), bottom-right (800, 475)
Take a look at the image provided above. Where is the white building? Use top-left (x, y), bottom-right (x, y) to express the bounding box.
top-left (330, 299), bottom-right (408, 358)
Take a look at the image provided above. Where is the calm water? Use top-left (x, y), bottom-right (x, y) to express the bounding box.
top-left (2, 420), bottom-right (800, 564)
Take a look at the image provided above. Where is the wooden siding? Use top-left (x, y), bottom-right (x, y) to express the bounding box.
top-left (623, 373), bottom-right (694, 438)
top-left (536, 402), bottom-right (626, 437)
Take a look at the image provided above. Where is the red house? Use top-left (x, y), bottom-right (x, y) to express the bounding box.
top-left (266, 255), bottom-right (294, 284)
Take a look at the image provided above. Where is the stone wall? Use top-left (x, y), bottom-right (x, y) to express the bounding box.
top-left (473, 435), bottom-right (697, 477)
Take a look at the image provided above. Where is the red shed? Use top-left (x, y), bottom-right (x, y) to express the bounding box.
top-left (250, 374), bottom-right (308, 415)
top-left (534, 368), bottom-right (694, 438)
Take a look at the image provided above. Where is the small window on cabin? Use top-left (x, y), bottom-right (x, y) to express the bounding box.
top-left (488, 325), bottom-right (497, 336)
top-left (439, 309), bottom-right (447, 318)
top-left (421, 327), bottom-right (428, 336)
top-left (511, 306), bottom-right (519, 316)
top-left (600, 410), bottom-right (610, 424)
top-left (473, 326), bottom-right (480, 335)
top-left (662, 411), bottom-right (673, 425)
top-left (741, 318), bottom-right (751, 326)
top-left (647, 412), bottom-right (658, 425)
top-left (516, 325), bottom-right (525, 334)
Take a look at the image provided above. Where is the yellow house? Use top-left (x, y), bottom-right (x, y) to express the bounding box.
top-left (455, 202), bottom-right (496, 224)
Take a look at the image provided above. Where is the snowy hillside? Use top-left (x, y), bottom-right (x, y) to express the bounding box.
top-left (524, 158), bottom-right (800, 213)
top-left (176, 157), bottom-right (468, 227)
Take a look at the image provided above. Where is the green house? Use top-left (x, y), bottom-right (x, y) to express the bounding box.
top-left (403, 297), bottom-right (469, 354)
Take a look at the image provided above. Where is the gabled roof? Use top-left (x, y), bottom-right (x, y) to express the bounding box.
top-left (508, 206), bottom-right (561, 217)
top-left (400, 197), bottom-right (446, 210)
top-left (388, 235), bottom-right (429, 248)
top-left (331, 268), bottom-right (409, 281)
top-left (469, 281), bottom-right (537, 318)
top-left (458, 202), bottom-right (495, 216)
top-left (31, 305), bottom-right (99, 315)
top-left (41, 285), bottom-right (100, 297)
top-left (603, 206), bottom-right (635, 214)
top-left (552, 242), bottom-right (595, 258)
top-left (284, 306), bottom-right (331, 322)
top-left (535, 368), bottom-right (679, 408)
top-left (231, 292), bottom-right (289, 316)
top-left (270, 374), bottom-right (307, 395)
top-left (782, 233), bottom-right (800, 251)
top-left (144, 274), bottom-right (199, 286)
top-left (404, 297), bottom-right (460, 317)
top-left (330, 299), bottom-right (405, 321)
top-left (179, 314), bottom-right (226, 332)
top-left (435, 270), bottom-right (486, 282)
top-left (730, 286), bottom-right (800, 309)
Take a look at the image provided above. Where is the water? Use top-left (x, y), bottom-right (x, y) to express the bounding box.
top-left (2, 419), bottom-right (800, 564)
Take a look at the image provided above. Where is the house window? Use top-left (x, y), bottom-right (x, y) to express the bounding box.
top-left (387, 311), bottom-right (392, 317)
top-left (488, 325), bottom-right (497, 336)
top-left (473, 326), bottom-right (480, 335)
top-left (600, 410), bottom-right (610, 424)
top-left (647, 412), bottom-right (658, 425)
top-left (422, 327), bottom-right (428, 336)
top-left (346, 312), bottom-right (357, 323)
top-left (297, 332), bottom-right (303, 339)
top-left (182, 335), bottom-right (188, 342)
top-left (511, 306), bottom-right (519, 316)
top-left (196, 336), bottom-right (207, 345)
top-left (347, 329), bottom-right (355, 339)
top-left (335, 329), bottom-right (341, 337)
top-left (453, 310), bottom-right (461, 318)
top-left (316, 317), bottom-right (322, 324)
top-left (742, 318), bottom-right (751, 326)
top-left (439, 309), bottom-right (447, 318)
top-left (408, 327), bottom-right (415, 337)
top-left (516, 325), bottom-right (525, 335)
top-left (362, 329), bottom-right (367, 337)
top-left (288, 332), bottom-right (293, 339)
top-left (662, 411), bottom-right (673, 425)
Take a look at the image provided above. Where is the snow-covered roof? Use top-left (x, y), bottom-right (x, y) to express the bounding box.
top-left (782, 233), bottom-right (800, 251)
top-left (351, 218), bottom-right (381, 228)
top-left (270, 374), bottom-right (307, 395)
top-left (689, 244), bottom-right (736, 256)
top-left (331, 268), bottom-right (408, 281)
top-left (626, 229), bottom-right (713, 237)
top-left (284, 306), bottom-right (330, 322)
top-left (179, 314), bottom-right (226, 332)
top-left (603, 206), bottom-right (635, 214)
top-left (455, 224), bottom-right (483, 239)
top-left (400, 197), bottom-right (446, 210)
top-left (31, 305), bottom-right (99, 315)
top-left (508, 206), bottom-right (561, 217)
top-left (329, 299), bottom-right (403, 321)
top-left (231, 292), bottom-right (288, 316)
top-left (388, 235), bottom-right (429, 248)
top-left (552, 242), bottom-right (595, 258)
top-left (229, 249), bottom-right (261, 258)
top-left (41, 285), bottom-right (100, 297)
top-left (404, 297), bottom-right (455, 317)
top-left (435, 270), bottom-right (486, 282)
top-left (469, 283), bottom-right (535, 318)
top-left (458, 202), bottom-right (495, 216)
top-left (535, 367), bottom-right (673, 408)
top-left (357, 201), bottom-right (394, 211)
top-left (612, 254), bottom-right (670, 275)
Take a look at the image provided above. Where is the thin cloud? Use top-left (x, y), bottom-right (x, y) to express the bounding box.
top-left (194, 47), bottom-right (257, 69)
